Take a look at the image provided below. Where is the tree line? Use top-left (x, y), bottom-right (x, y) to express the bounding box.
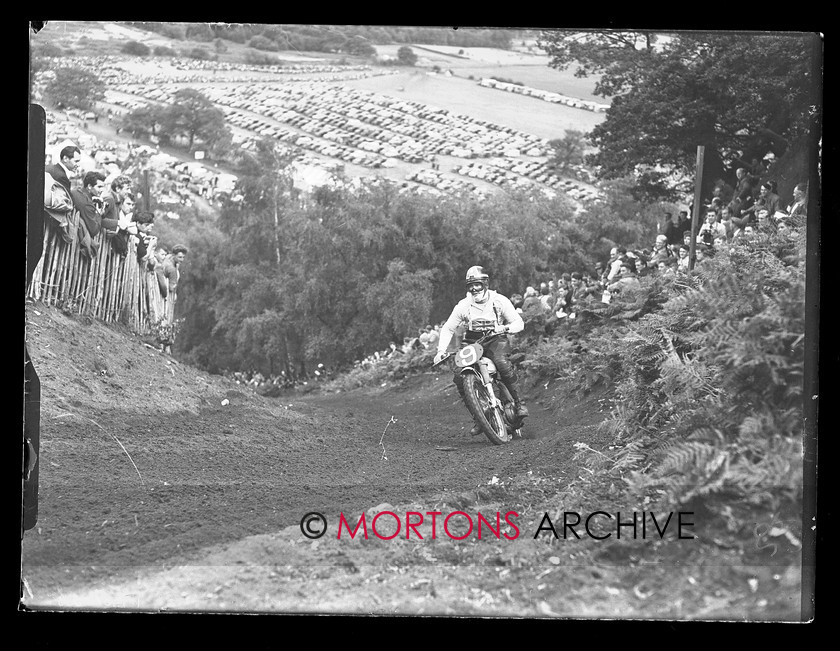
top-left (124, 23), bottom-right (517, 54)
top-left (172, 139), bottom-right (664, 377)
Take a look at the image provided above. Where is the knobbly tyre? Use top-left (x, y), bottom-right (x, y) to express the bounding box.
top-left (433, 330), bottom-right (524, 445)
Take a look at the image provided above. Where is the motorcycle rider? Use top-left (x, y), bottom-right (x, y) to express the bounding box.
top-left (434, 266), bottom-right (529, 435)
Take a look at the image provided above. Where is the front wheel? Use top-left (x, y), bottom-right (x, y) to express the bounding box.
top-left (462, 373), bottom-right (511, 445)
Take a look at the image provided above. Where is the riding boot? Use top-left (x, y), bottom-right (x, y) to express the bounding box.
top-left (501, 378), bottom-right (529, 419)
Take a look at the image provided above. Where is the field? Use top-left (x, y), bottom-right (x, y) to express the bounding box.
top-left (34, 21), bottom-right (607, 142)
top-left (344, 71), bottom-right (605, 141)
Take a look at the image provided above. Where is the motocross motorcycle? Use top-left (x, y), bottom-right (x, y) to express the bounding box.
top-left (433, 330), bottom-right (523, 445)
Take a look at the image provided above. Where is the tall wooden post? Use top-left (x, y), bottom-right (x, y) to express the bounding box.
top-left (689, 145), bottom-right (705, 272)
top-left (143, 169), bottom-right (152, 212)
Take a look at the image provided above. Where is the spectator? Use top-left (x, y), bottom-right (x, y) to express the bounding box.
top-left (755, 181), bottom-right (783, 216)
top-left (607, 258), bottom-right (641, 299)
top-left (539, 284), bottom-right (554, 312)
top-left (729, 196), bottom-right (754, 233)
top-left (46, 145), bottom-right (81, 194)
top-left (101, 175), bottom-right (133, 233)
top-left (787, 182), bottom-right (808, 219)
top-left (661, 212), bottom-right (682, 246)
top-left (657, 256), bottom-right (678, 279)
top-left (521, 286), bottom-right (542, 314)
top-left (698, 211), bottom-right (727, 247)
top-left (427, 324), bottom-right (440, 349)
top-left (132, 211), bottom-right (157, 268)
top-left (70, 170), bottom-right (107, 258)
top-left (719, 205), bottom-right (737, 239)
top-left (43, 168), bottom-right (76, 244)
top-left (756, 209), bottom-right (776, 234)
top-left (604, 246), bottom-right (626, 282)
top-left (417, 327), bottom-right (429, 349)
top-left (776, 217), bottom-right (795, 235)
top-left (162, 244), bottom-right (188, 297)
top-left (102, 175), bottom-right (134, 255)
top-left (734, 166), bottom-right (757, 206)
top-left (695, 244), bottom-right (713, 267)
top-left (567, 271), bottom-right (588, 315)
top-left (650, 234), bottom-right (673, 265)
top-left (117, 193), bottom-right (136, 232)
top-left (677, 244), bottom-right (691, 273)
top-left (154, 246), bottom-right (169, 297)
top-left (677, 210), bottom-right (692, 238)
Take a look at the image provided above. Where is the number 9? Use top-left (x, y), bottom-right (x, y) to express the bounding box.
top-left (458, 345), bottom-right (478, 366)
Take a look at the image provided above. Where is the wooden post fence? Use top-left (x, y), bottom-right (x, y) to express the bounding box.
top-left (27, 217), bottom-right (172, 340)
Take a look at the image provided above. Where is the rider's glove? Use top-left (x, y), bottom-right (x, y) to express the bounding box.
top-left (434, 351), bottom-right (447, 365)
top-left (493, 323), bottom-right (508, 334)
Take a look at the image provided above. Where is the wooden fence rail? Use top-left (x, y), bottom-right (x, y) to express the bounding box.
top-left (27, 216), bottom-right (174, 337)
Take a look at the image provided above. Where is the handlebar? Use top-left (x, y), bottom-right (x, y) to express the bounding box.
top-left (431, 330), bottom-right (506, 368)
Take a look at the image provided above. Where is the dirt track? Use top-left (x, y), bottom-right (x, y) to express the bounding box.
top-left (21, 304), bottom-right (802, 619)
top-left (21, 303), bottom-right (609, 614)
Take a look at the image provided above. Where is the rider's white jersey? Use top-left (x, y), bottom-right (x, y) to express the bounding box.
top-left (437, 290), bottom-right (524, 354)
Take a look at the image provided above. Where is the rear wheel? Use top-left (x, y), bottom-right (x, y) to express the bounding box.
top-left (462, 373), bottom-right (511, 445)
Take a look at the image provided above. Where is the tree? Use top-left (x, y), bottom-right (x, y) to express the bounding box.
top-left (185, 47), bottom-right (213, 60)
top-left (547, 130), bottom-right (587, 175)
top-left (248, 35), bottom-right (278, 52)
top-left (185, 23), bottom-right (214, 42)
top-left (344, 35), bottom-right (376, 57)
top-left (538, 31), bottom-right (820, 200)
top-left (153, 45), bottom-right (177, 57)
top-left (158, 88), bottom-right (231, 152)
top-left (120, 104), bottom-right (165, 138)
top-left (43, 66), bottom-right (105, 111)
top-left (397, 46), bottom-right (418, 66)
top-left (121, 40), bottom-right (150, 56)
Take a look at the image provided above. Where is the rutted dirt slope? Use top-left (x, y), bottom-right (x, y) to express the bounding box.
top-left (20, 302), bottom-right (802, 619)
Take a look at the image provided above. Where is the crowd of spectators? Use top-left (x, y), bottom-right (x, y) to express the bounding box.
top-left (42, 138), bottom-right (190, 350)
top-left (502, 171), bottom-right (808, 337)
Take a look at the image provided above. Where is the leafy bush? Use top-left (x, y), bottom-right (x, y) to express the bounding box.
top-left (153, 45), bottom-right (177, 57)
top-left (184, 47), bottom-right (213, 61)
top-left (574, 232), bottom-right (806, 525)
top-left (121, 41), bottom-right (150, 56)
top-left (248, 35), bottom-right (278, 52)
top-left (244, 49), bottom-right (280, 66)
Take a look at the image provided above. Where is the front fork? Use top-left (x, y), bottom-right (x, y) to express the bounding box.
top-left (476, 361), bottom-right (502, 410)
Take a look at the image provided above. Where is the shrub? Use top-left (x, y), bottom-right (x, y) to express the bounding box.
top-left (121, 41), bottom-right (151, 56)
top-left (248, 35), bottom-right (278, 52)
top-left (153, 45), bottom-right (177, 57)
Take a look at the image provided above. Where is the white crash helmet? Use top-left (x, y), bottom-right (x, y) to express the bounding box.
top-left (465, 266), bottom-right (490, 302)
top-left (465, 265), bottom-right (489, 289)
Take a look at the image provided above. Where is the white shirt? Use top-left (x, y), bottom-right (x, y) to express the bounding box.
top-left (437, 290), bottom-right (524, 354)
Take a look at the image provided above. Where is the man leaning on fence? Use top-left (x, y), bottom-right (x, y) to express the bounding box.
top-left (162, 245), bottom-right (188, 303)
top-left (45, 145), bottom-right (80, 195)
top-left (70, 171), bottom-right (107, 258)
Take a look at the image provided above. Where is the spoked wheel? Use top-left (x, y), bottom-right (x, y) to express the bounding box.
top-left (463, 374), bottom-right (511, 445)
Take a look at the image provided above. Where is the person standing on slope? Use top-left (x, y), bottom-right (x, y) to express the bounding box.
top-left (434, 266), bottom-right (529, 435)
